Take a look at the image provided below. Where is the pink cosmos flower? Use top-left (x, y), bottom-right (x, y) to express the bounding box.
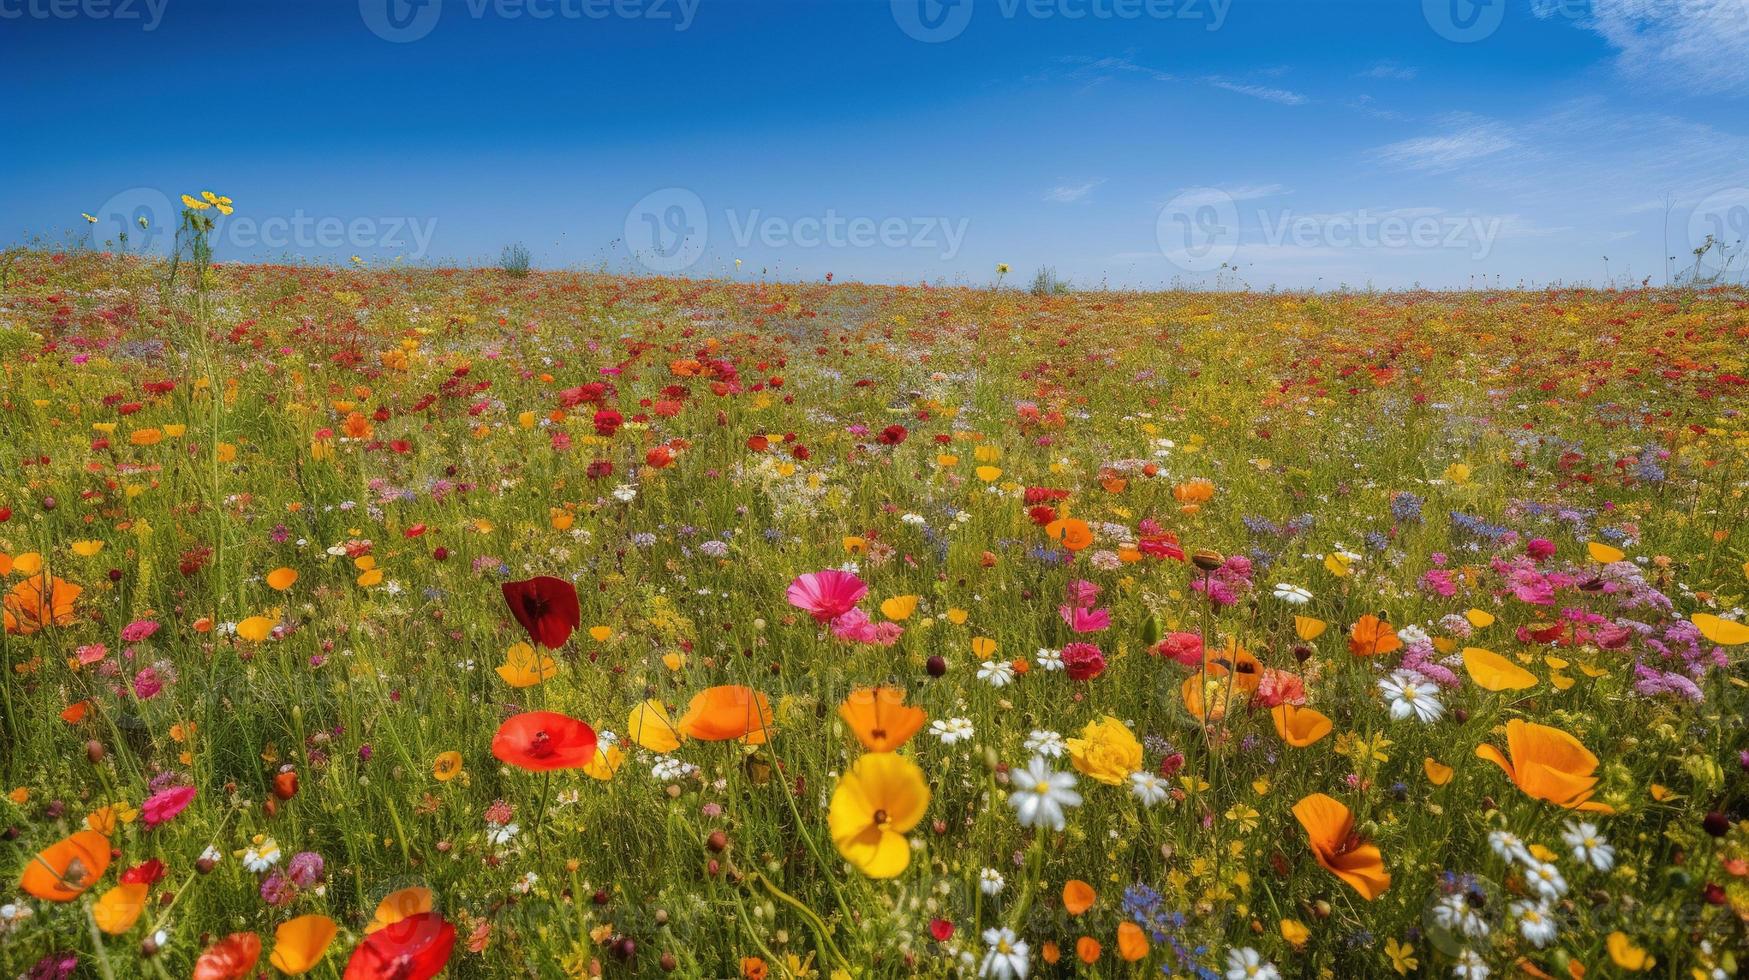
top-left (786, 569), bottom-right (868, 622)
top-left (142, 785), bottom-right (197, 828)
top-left (1059, 604), bottom-right (1111, 633)
top-left (1064, 579), bottom-right (1101, 609)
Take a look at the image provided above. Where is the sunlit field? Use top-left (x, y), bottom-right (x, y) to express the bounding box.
top-left (3, 228), bottom-right (1748, 979)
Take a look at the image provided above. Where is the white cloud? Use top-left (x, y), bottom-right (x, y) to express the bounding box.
top-left (1356, 62), bottom-right (1418, 81)
top-left (1376, 123), bottom-right (1517, 173)
top-left (1043, 180), bottom-right (1104, 204)
top-left (1206, 79), bottom-right (1308, 105)
top-left (1555, 0), bottom-right (1749, 96)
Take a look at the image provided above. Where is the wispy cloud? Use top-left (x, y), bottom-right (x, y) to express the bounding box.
top-left (1376, 123), bottom-right (1516, 173)
top-left (1043, 180), bottom-right (1105, 204)
top-left (1206, 79), bottom-right (1308, 105)
top-left (1356, 61), bottom-right (1418, 81)
top-left (1552, 0), bottom-right (1749, 96)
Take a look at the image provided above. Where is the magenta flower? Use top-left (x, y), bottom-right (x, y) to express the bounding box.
top-left (141, 785), bottom-right (197, 828)
top-left (1059, 604), bottom-right (1111, 633)
top-left (785, 569), bottom-right (868, 623)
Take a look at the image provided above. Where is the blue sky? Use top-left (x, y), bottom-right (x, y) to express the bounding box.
top-left (3, 0), bottom-right (1746, 288)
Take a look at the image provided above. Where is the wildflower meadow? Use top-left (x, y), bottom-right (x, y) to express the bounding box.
top-left (3, 215), bottom-right (1748, 979)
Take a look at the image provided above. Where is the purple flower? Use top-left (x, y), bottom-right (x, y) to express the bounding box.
top-left (286, 851), bottom-right (325, 888)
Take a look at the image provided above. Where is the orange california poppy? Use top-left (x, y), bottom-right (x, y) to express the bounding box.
top-left (1347, 614), bottom-right (1402, 657)
top-left (1292, 793), bottom-right (1391, 900)
top-left (19, 829), bottom-right (111, 901)
top-left (1062, 879), bottom-right (1096, 916)
top-left (1116, 921), bottom-right (1150, 961)
top-left (3, 573), bottom-right (82, 635)
top-left (92, 883), bottom-right (148, 934)
top-left (365, 887), bottom-right (434, 935)
top-left (678, 685), bottom-right (774, 744)
top-left (1272, 704), bottom-right (1333, 747)
top-left (1045, 517), bottom-right (1094, 552)
top-left (1076, 937), bottom-right (1101, 964)
top-left (192, 932), bottom-right (262, 980)
top-left (838, 686), bottom-right (927, 752)
top-left (1180, 665), bottom-right (1231, 722)
top-left (271, 914), bottom-right (340, 975)
top-left (1475, 719), bottom-right (1614, 813)
top-left (1209, 637), bottom-right (1263, 694)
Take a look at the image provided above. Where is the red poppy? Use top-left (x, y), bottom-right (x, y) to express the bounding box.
top-left (343, 911), bottom-right (456, 980)
top-left (491, 711), bottom-right (597, 771)
top-left (876, 424), bottom-right (908, 445)
top-left (501, 576), bottom-right (580, 649)
top-left (192, 932), bottom-right (262, 980)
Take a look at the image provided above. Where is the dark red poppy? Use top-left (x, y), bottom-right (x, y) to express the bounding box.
top-left (343, 911), bottom-right (456, 980)
top-left (120, 858), bottom-right (167, 886)
top-left (876, 424), bottom-right (908, 445)
top-left (501, 576), bottom-right (580, 649)
top-left (491, 711), bottom-right (597, 771)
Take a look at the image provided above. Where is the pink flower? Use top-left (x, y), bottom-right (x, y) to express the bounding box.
top-left (1059, 604), bottom-right (1111, 633)
top-left (1064, 579), bottom-right (1101, 609)
top-left (1525, 538), bottom-right (1556, 561)
top-left (786, 569), bottom-right (868, 623)
top-left (1062, 642), bottom-right (1106, 681)
top-left (830, 608), bottom-right (903, 647)
top-left (120, 620), bottom-right (160, 644)
top-left (1253, 668), bottom-right (1305, 708)
top-left (142, 785), bottom-right (197, 828)
top-left (76, 643), bottom-right (109, 666)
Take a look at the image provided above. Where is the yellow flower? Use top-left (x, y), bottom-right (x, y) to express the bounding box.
top-left (1384, 937), bottom-right (1417, 975)
top-left (1065, 715), bottom-right (1142, 785)
top-left (827, 752), bottom-right (929, 878)
top-left (1279, 919), bottom-right (1309, 951)
top-left (1607, 931), bottom-right (1653, 971)
top-left (432, 751), bottom-right (464, 782)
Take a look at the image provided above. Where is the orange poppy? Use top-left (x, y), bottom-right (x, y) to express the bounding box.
top-left (678, 685), bottom-right (774, 744)
top-left (1045, 517), bottom-right (1094, 552)
top-left (1076, 937), bottom-right (1102, 963)
top-left (1292, 793), bottom-right (1391, 900)
top-left (1062, 879), bottom-right (1096, 915)
top-left (365, 887), bottom-right (434, 934)
top-left (19, 829), bottom-right (111, 901)
top-left (3, 573), bottom-right (82, 635)
top-left (1271, 704), bottom-right (1333, 747)
top-left (1475, 719), bottom-right (1614, 813)
top-left (92, 883), bottom-right (148, 934)
top-left (1209, 638), bottom-right (1262, 694)
top-left (271, 914), bottom-right (340, 975)
top-left (1347, 614), bottom-right (1402, 657)
top-left (1116, 921), bottom-right (1150, 961)
top-left (192, 932), bottom-right (262, 980)
top-left (1180, 665), bottom-right (1231, 722)
top-left (838, 686), bottom-right (926, 752)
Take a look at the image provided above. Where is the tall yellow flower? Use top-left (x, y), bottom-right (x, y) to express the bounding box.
top-left (827, 753), bottom-right (929, 878)
top-left (1066, 715), bottom-right (1142, 785)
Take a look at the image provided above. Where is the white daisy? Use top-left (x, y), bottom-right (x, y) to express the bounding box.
top-left (1430, 893), bottom-right (1490, 939)
top-left (1035, 648), bottom-right (1064, 671)
top-left (979, 867), bottom-right (1006, 896)
top-left (1129, 770), bottom-right (1169, 807)
top-left (1524, 860), bottom-right (1567, 900)
top-left (1561, 820), bottom-right (1615, 872)
top-left (1378, 669), bottom-right (1444, 723)
top-left (1487, 829), bottom-right (1531, 865)
top-left (487, 822), bottom-right (520, 846)
top-left (1005, 756), bottom-right (1081, 831)
top-left (1511, 900), bottom-right (1558, 948)
top-left (1272, 583), bottom-right (1313, 605)
top-left (1024, 730), bottom-right (1066, 758)
top-left (931, 717), bottom-right (975, 745)
top-left (1224, 947), bottom-right (1281, 980)
top-left (242, 837), bottom-right (282, 873)
top-left (979, 926), bottom-right (1029, 979)
top-left (978, 660), bottom-right (1016, 687)
top-left (1452, 948), bottom-right (1490, 979)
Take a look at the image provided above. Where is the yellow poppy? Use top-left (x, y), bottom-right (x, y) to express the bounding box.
top-left (1462, 647), bottom-right (1538, 691)
top-left (827, 752), bottom-right (929, 878)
